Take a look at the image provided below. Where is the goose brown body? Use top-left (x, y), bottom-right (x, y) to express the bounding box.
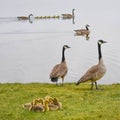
top-left (77, 59), bottom-right (106, 83)
top-left (50, 61), bottom-right (68, 82)
top-left (62, 9), bottom-right (75, 19)
top-left (76, 40), bottom-right (107, 89)
top-left (74, 24), bottom-right (90, 36)
top-left (17, 14), bottom-right (33, 20)
top-left (62, 14), bottom-right (74, 19)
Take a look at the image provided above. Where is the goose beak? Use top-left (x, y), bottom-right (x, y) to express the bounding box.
top-left (103, 41), bottom-right (107, 43)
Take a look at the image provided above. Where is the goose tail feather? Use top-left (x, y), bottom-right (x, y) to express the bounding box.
top-left (51, 78), bottom-right (58, 82)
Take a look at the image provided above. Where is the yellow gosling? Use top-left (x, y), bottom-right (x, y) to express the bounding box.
top-left (35, 16), bottom-right (39, 19)
top-left (30, 104), bottom-right (45, 112)
top-left (29, 98), bottom-right (45, 112)
top-left (46, 16), bottom-right (51, 19)
top-left (56, 16), bottom-right (60, 19)
top-left (44, 96), bottom-right (59, 110)
top-left (48, 104), bottom-right (59, 111)
top-left (52, 98), bottom-right (62, 109)
top-left (43, 99), bottom-right (50, 111)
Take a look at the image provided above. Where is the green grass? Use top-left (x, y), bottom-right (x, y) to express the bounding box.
top-left (0, 83), bottom-right (120, 120)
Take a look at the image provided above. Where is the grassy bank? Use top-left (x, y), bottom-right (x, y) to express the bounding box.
top-left (0, 83), bottom-right (120, 120)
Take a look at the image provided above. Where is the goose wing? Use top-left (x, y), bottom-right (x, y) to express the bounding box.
top-left (74, 29), bottom-right (90, 33)
top-left (74, 29), bottom-right (86, 32)
top-left (61, 14), bottom-right (72, 16)
top-left (78, 64), bottom-right (99, 83)
top-left (50, 62), bottom-right (68, 78)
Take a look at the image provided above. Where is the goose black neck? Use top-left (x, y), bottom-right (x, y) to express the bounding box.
top-left (62, 47), bottom-right (65, 62)
top-left (28, 14), bottom-right (33, 19)
top-left (98, 43), bottom-right (102, 61)
top-left (86, 26), bottom-right (89, 30)
top-left (72, 9), bottom-right (74, 16)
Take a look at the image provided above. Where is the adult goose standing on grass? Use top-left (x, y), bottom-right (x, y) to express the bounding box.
top-left (76, 40), bottom-right (107, 90)
top-left (74, 24), bottom-right (90, 39)
top-left (61, 9), bottom-right (75, 19)
top-left (50, 45), bottom-right (70, 85)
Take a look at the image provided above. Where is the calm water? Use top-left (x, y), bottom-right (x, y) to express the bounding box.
top-left (0, 0), bottom-right (120, 84)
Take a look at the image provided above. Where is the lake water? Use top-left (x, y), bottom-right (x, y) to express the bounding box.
top-left (0, 0), bottom-right (120, 84)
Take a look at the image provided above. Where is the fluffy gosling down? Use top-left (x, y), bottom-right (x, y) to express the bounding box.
top-left (23, 96), bottom-right (62, 112)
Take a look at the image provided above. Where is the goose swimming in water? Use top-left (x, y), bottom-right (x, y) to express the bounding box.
top-left (61, 9), bottom-right (75, 19)
top-left (17, 14), bottom-right (33, 20)
top-left (76, 40), bottom-right (107, 90)
top-left (74, 24), bottom-right (90, 35)
top-left (74, 24), bottom-right (90, 39)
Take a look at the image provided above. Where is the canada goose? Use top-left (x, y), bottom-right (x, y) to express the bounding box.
top-left (17, 14), bottom-right (33, 20)
top-left (50, 45), bottom-right (70, 85)
top-left (76, 40), bottom-right (107, 90)
top-left (62, 9), bottom-right (75, 19)
top-left (74, 24), bottom-right (90, 37)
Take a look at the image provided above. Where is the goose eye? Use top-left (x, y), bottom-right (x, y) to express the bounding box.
top-left (98, 41), bottom-right (102, 44)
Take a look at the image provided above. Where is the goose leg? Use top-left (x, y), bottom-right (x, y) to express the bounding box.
top-left (91, 82), bottom-right (94, 90)
top-left (95, 82), bottom-right (98, 89)
top-left (72, 17), bottom-right (75, 24)
top-left (62, 78), bottom-right (64, 85)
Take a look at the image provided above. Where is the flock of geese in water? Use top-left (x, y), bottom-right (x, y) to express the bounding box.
top-left (17, 9), bottom-right (75, 20)
top-left (17, 9), bottom-right (90, 39)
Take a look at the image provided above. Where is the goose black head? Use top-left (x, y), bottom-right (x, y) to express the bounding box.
top-left (72, 9), bottom-right (75, 11)
top-left (63, 45), bottom-right (71, 49)
top-left (98, 40), bottom-right (107, 45)
top-left (86, 24), bottom-right (90, 27)
top-left (28, 14), bottom-right (33, 17)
